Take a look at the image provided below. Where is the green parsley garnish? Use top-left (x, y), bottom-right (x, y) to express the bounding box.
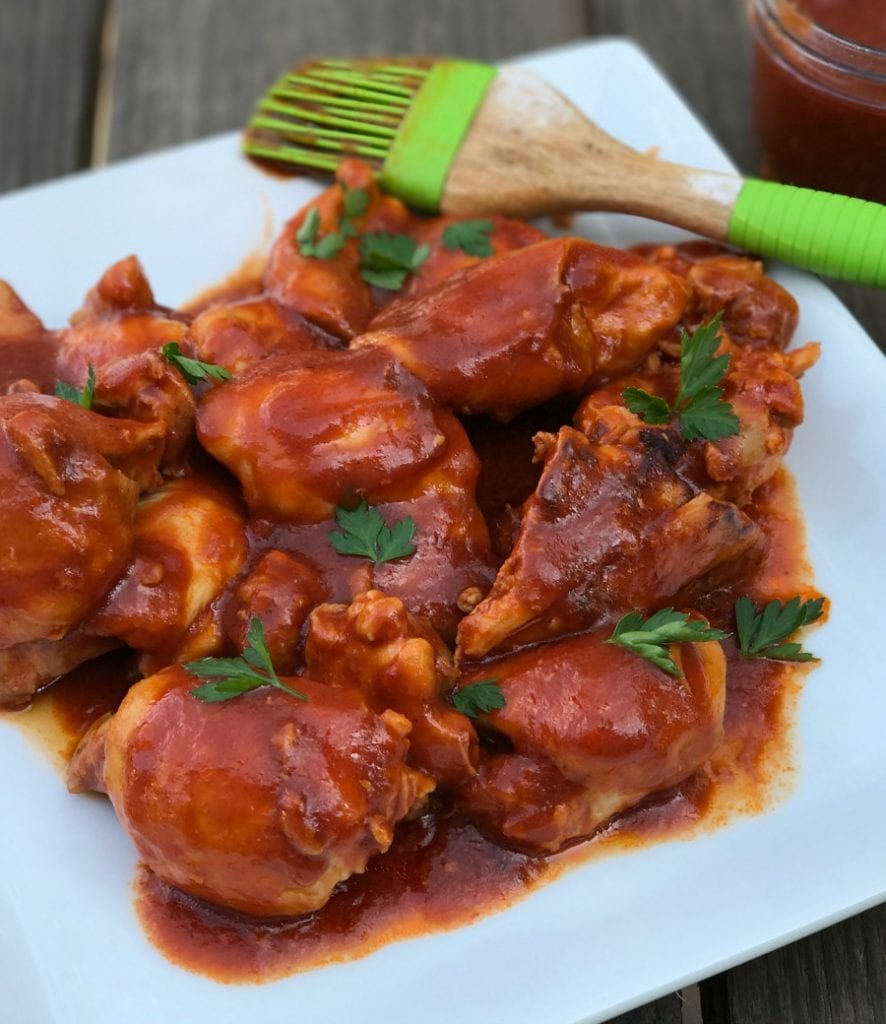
top-left (187, 617), bottom-right (307, 703)
top-left (296, 182), bottom-right (370, 258)
top-left (622, 313), bottom-right (740, 443)
top-left (162, 342), bottom-right (231, 385)
top-left (451, 678), bottom-right (506, 718)
top-left (340, 180), bottom-right (369, 229)
top-left (735, 595), bottom-right (824, 662)
top-left (606, 608), bottom-right (729, 677)
top-left (441, 219), bottom-right (495, 258)
top-left (328, 500), bottom-right (416, 563)
top-left (296, 206), bottom-right (346, 259)
top-left (54, 363), bottom-right (96, 410)
top-left (359, 232), bottom-right (430, 290)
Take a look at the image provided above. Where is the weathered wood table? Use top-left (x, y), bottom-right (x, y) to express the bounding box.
top-left (2, 2), bottom-right (883, 1022)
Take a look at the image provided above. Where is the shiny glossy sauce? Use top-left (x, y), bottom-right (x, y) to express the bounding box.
top-left (4, 465), bottom-right (816, 983)
top-left (798, 0), bottom-right (886, 50)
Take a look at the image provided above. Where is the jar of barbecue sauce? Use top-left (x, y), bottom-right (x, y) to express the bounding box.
top-left (749, 0), bottom-right (886, 203)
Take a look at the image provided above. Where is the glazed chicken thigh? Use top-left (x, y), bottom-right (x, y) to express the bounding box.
top-left (306, 590), bottom-right (478, 786)
top-left (0, 393), bottom-right (166, 702)
top-left (459, 625), bottom-right (726, 851)
top-left (67, 665), bottom-right (433, 916)
top-left (355, 237), bottom-right (690, 420)
top-left (457, 426), bottom-right (760, 659)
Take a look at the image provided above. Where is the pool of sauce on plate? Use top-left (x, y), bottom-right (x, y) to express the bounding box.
top-left (0, 303), bottom-right (819, 982)
top-left (2, 454), bottom-right (818, 984)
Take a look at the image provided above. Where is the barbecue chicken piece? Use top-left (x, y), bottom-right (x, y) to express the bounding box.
top-left (86, 476), bottom-right (248, 672)
top-left (67, 666), bottom-right (434, 917)
top-left (459, 624), bottom-right (726, 851)
top-left (265, 160), bottom-right (547, 341)
top-left (91, 350), bottom-right (197, 471)
top-left (265, 159), bottom-right (418, 339)
top-left (0, 394), bottom-right (166, 703)
top-left (354, 237), bottom-right (689, 420)
top-left (635, 241), bottom-right (799, 350)
top-left (576, 338), bottom-right (819, 506)
top-left (457, 426), bottom-right (760, 659)
top-left (197, 347), bottom-right (495, 637)
top-left (399, 214), bottom-right (546, 300)
top-left (188, 295), bottom-right (330, 374)
top-left (70, 254), bottom-right (166, 324)
top-left (306, 591), bottom-right (477, 786)
top-left (197, 347), bottom-right (465, 522)
top-left (224, 550), bottom-right (327, 674)
top-left (0, 280), bottom-right (44, 337)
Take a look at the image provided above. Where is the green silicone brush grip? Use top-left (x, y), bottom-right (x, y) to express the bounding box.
top-left (379, 60), bottom-right (496, 212)
top-left (729, 179), bottom-right (886, 286)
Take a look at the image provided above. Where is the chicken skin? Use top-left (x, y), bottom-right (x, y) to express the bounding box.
top-left (354, 237), bottom-right (689, 420)
top-left (0, 394), bottom-right (166, 703)
top-left (459, 625), bottom-right (726, 851)
top-left (197, 347), bottom-right (468, 523)
top-left (187, 295), bottom-right (331, 375)
top-left (634, 241), bottom-right (799, 350)
top-left (66, 665), bottom-right (434, 917)
top-left (91, 350), bottom-right (197, 472)
top-left (85, 475), bottom-right (248, 672)
top-left (576, 337), bottom-right (820, 507)
top-left (224, 550), bottom-right (327, 674)
top-left (265, 159), bottom-right (417, 339)
top-left (457, 426), bottom-right (760, 659)
top-left (197, 346), bottom-right (494, 636)
top-left (54, 253), bottom-right (186, 385)
top-left (306, 590), bottom-right (478, 786)
top-left (0, 394), bottom-right (164, 649)
top-left (70, 254), bottom-right (165, 324)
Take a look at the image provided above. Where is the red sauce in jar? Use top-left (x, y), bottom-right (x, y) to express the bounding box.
top-left (799, 0), bottom-right (886, 50)
top-left (750, 0), bottom-right (886, 202)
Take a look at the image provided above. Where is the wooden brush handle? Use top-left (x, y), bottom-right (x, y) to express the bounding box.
top-left (443, 69), bottom-right (886, 287)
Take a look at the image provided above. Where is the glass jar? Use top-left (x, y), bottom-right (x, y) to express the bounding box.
top-left (749, 0), bottom-right (886, 203)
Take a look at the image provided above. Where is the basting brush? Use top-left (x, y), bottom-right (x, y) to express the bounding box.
top-left (243, 58), bottom-right (886, 287)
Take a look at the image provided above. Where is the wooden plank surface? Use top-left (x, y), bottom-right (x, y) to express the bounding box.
top-left (0, 0), bottom-right (105, 191)
top-left (106, 0), bottom-right (592, 159)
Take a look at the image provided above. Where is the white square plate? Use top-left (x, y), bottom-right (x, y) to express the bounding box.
top-left (1, 38), bottom-right (884, 1024)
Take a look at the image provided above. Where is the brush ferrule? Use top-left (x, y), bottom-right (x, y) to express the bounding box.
top-left (379, 61), bottom-right (496, 212)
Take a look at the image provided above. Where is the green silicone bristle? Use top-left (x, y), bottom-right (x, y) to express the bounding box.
top-left (243, 59), bottom-right (431, 174)
top-left (242, 57), bottom-right (496, 210)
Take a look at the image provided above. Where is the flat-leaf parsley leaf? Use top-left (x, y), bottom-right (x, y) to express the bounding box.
top-left (55, 363), bottom-right (97, 410)
top-left (359, 232), bottom-right (429, 290)
top-left (328, 500), bottom-right (416, 563)
top-left (622, 313), bottom-right (740, 443)
top-left (441, 219), bottom-right (495, 258)
top-left (606, 608), bottom-right (728, 677)
top-left (451, 678), bottom-right (506, 718)
top-left (187, 618), bottom-right (308, 703)
top-left (734, 595), bottom-right (824, 662)
top-left (162, 342), bottom-right (231, 385)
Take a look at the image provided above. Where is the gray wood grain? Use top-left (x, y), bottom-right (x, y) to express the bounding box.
top-left (0, 0), bottom-right (105, 191)
top-left (717, 905), bottom-right (886, 1024)
top-left (107, 0), bottom-right (591, 159)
